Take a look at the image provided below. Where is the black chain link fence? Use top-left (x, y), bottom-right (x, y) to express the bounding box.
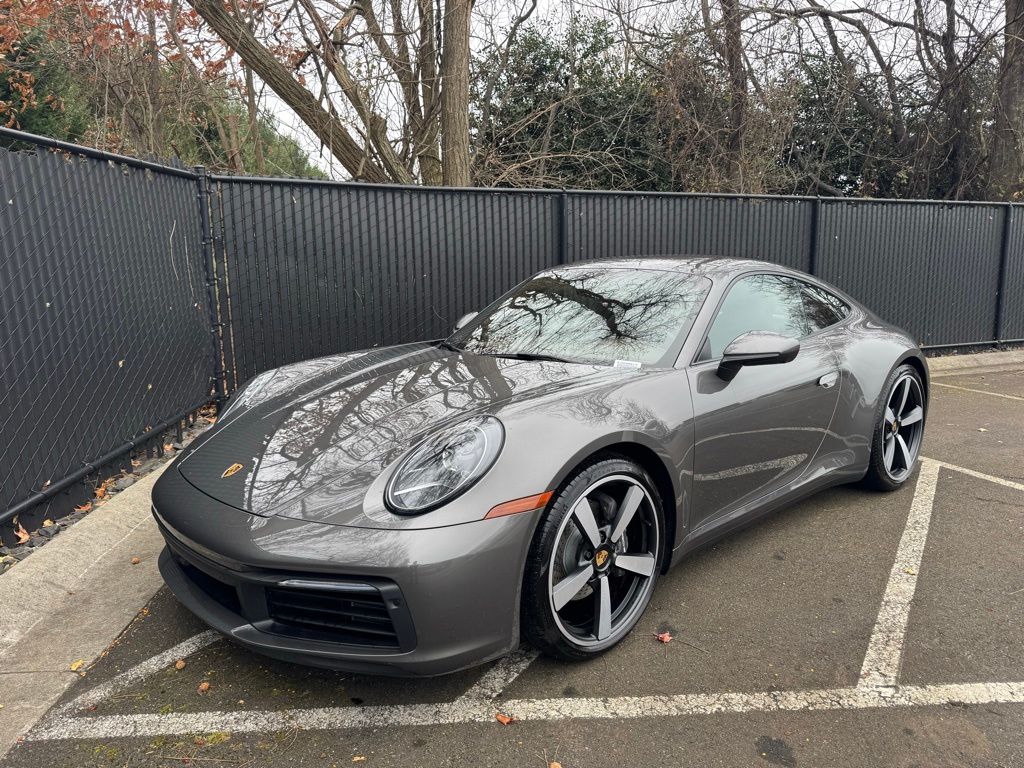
top-left (2, 126), bottom-right (1022, 534)
top-left (0, 129), bottom-right (215, 536)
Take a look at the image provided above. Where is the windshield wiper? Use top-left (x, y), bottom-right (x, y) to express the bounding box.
top-left (437, 339), bottom-right (463, 354)
top-left (479, 350), bottom-right (575, 364)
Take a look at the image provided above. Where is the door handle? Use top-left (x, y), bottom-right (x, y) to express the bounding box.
top-left (818, 371), bottom-right (839, 389)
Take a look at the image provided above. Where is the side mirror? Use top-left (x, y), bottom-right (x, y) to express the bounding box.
top-left (717, 331), bottom-right (800, 381)
top-left (453, 311), bottom-right (478, 333)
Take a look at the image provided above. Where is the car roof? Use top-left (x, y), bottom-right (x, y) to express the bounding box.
top-left (553, 256), bottom-right (798, 279)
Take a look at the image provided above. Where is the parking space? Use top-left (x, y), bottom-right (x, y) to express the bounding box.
top-left (4, 368), bottom-right (1023, 767)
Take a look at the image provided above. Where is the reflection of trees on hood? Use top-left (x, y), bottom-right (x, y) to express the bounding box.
top-left (238, 349), bottom-right (584, 513)
top-left (474, 270), bottom-right (696, 355)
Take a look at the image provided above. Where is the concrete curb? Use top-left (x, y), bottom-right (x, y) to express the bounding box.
top-left (928, 349), bottom-right (1024, 377)
top-left (0, 467), bottom-right (167, 757)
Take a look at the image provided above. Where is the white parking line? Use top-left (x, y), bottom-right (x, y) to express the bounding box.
top-left (29, 681), bottom-right (1024, 740)
top-left (933, 382), bottom-right (1024, 402)
top-left (858, 459), bottom-right (940, 689)
top-left (455, 647), bottom-right (539, 704)
top-left (52, 631), bottom-right (221, 717)
top-left (26, 458), bottom-right (1024, 742)
top-left (935, 459), bottom-right (1024, 492)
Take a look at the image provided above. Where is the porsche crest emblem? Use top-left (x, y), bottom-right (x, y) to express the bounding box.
top-left (221, 462), bottom-right (244, 479)
top-left (594, 549), bottom-right (609, 567)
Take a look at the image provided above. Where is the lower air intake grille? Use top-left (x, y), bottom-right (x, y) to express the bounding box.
top-left (266, 584), bottom-right (400, 648)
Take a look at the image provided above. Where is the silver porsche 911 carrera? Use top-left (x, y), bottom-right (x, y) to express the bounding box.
top-left (153, 257), bottom-right (928, 676)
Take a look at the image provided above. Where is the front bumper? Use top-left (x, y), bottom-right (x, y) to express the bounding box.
top-left (152, 467), bottom-right (540, 677)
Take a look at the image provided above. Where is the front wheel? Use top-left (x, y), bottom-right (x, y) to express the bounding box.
top-left (862, 364), bottom-right (926, 491)
top-left (522, 457), bottom-right (664, 661)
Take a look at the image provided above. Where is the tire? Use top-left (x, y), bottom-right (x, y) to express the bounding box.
top-left (522, 455), bottom-right (665, 661)
top-left (862, 363), bottom-right (927, 491)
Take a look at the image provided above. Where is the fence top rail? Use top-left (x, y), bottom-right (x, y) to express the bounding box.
top-left (0, 126), bottom-right (1018, 208)
top-left (0, 126), bottom-right (199, 179)
top-left (210, 173), bottom-right (1019, 208)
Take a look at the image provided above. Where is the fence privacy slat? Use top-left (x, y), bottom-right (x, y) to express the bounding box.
top-left (0, 126), bottom-right (1021, 525)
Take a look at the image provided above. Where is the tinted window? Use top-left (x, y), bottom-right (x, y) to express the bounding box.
top-left (704, 274), bottom-right (807, 359)
top-left (450, 267), bottom-right (711, 366)
top-left (802, 283), bottom-right (850, 331)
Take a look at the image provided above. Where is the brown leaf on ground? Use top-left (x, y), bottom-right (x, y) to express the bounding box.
top-left (352, 757), bottom-right (367, 763)
top-left (130, 556), bottom-right (141, 565)
top-left (550, 762), bottom-right (563, 768)
top-left (197, 681), bottom-right (210, 694)
top-left (95, 486), bottom-right (106, 499)
top-left (495, 712), bottom-right (516, 725)
top-left (43, 519), bottom-right (54, 526)
top-left (69, 659), bottom-right (85, 672)
top-left (655, 631), bottom-right (673, 644)
top-left (175, 659), bottom-right (186, 670)
top-left (14, 522), bottom-right (29, 544)
top-left (74, 502), bottom-right (92, 513)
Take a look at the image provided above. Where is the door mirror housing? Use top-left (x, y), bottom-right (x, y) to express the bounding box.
top-left (717, 331), bottom-right (800, 381)
top-left (453, 311), bottom-right (478, 333)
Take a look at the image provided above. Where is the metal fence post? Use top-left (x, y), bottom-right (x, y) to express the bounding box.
top-left (558, 189), bottom-right (569, 264)
top-left (993, 202), bottom-right (1013, 346)
top-left (808, 196), bottom-right (822, 276)
top-left (195, 166), bottom-right (228, 408)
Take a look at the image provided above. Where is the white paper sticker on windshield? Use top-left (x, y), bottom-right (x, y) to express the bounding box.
top-left (613, 360), bottom-right (642, 369)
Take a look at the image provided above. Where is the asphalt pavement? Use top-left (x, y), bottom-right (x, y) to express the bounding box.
top-left (2, 363), bottom-right (1022, 768)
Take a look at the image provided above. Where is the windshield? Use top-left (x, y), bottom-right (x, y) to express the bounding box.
top-left (448, 267), bottom-right (711, 366)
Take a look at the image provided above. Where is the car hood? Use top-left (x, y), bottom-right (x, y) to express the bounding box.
top-left (176, 342), bottom-right (622, 527)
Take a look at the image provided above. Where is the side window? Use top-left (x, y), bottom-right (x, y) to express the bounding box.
top-left (703, 275), bottom-right (808, 359)
top-left (801, 283), bottom-right (850, 332)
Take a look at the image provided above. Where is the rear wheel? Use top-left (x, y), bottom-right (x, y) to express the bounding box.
top-left (863, 364), bottom-right (926, 491)
top-left (522, 457), bottom-right (664, 660)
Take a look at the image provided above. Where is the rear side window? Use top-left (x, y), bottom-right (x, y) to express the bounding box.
top-left (801, 283), bottom-right (850, 332)
top-left (703, 274), bottom-right (807, 359)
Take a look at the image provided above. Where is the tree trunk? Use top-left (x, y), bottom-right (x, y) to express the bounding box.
top-left (416, 0), bottom-right (443, 185)
top-left (440, 0), bottom-right (472, 186)
top-left (187, 0), bottom-right (390, 182)
top-left (244, 66), bottom-right (265, 174)
top-left (146, 8), bottom-right (164, 155)
top-left (991, 0), bottom-right (1024, 199)
top-left (720, 0), bottom-right (746, 191)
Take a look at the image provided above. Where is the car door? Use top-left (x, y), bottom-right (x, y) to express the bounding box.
top-left (686, 273), bottom-right (841, 532)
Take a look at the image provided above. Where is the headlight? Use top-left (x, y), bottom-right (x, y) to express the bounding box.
top-left (385, 415), bottom-right (504, 514)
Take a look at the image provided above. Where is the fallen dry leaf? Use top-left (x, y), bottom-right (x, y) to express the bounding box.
top-left (42, 519), bottom-right (54, 526)
top-left (69, 659), bottom-right (85, 672)
top-left (175, 660), bottom-right (186, 670)
top-left (655, 631), bottom-right (673, 644)
top-left (130, 556), bottom-right (141, 565)
top-left (495, 712), bottom-right (516, 725)
top-left (352, 757), bottom-right (367, 763)
top-left (550, 762), bottom-right (563, 768)
top-left (74, 502), bottom-right (92, 513)
top-left (14, 522), bottom-right (29, 545)
top-left (95, 486), bottom-right (106, 499)
top-left (197, 681), bottom-right (211, 694)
